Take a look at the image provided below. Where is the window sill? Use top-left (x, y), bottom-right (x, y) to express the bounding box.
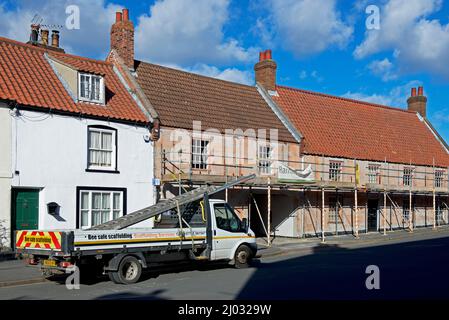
top-left (85, 169), bottom-right (120, 174)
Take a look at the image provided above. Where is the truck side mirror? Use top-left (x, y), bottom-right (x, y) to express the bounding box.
top-left (241, 218), bottom-right (248, 232)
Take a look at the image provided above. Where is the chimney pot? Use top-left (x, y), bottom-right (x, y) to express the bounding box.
top-left (265, 49), bottom-right (272, 60)
top-left (418, 86), bottom-right (424, 96)
top-left (259, 51), bottom-right (264, 62)
top-left (122, 9), bottom-right (129, 21)
top-left (30, 24), bottom-right (40, 44)
top-left (116, 12), bottom-right (123, 23)
top-left (51, 30), bottom-right (60, 48)
top-left (41, 29), bottom-right (49, 46)
top-left (411, 88), bottom-right (417, 97)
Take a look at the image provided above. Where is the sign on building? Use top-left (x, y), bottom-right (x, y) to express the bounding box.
top-left (276, 161), bottom-right (314, 183)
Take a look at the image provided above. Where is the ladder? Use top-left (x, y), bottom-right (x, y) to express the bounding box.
top-left (89, 174), bottom-right (256, 230)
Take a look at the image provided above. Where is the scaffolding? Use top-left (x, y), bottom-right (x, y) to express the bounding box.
top-left (158, 150), bottom-right (449, 245)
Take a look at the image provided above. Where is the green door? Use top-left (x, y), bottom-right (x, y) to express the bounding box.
top-left (13, 189), bottom-right (39, 230)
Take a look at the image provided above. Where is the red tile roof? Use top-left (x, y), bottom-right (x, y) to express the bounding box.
top-left (0, 37), bottom-right (147, 124)
top-left (133, 61), bottom-right (296, 143)
top-left (273, 85), bottom-right (449, 167)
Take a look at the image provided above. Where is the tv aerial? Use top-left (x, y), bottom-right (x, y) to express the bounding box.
top-left (30, 13), bottom-right (63, 29)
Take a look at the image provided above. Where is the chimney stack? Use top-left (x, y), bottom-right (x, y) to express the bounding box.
top-left (255, 49), bottom-right (277, 92)
top-left (51, 30), bottom-right (60, 48)
top-left (407, 86), bottom-right (427, 118)
top-left (111, 8), bottom-right (134, 70)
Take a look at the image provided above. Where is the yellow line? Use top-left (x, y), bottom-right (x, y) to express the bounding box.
top-left (74, 236), bottom-right (206, 246)
top-left (74, 235), bottom-right (255, 246)
top-left (213, 236), bottom-right (255, 240)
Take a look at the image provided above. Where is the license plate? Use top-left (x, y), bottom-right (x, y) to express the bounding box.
top-left (42, 259), bottom-right (57, 267)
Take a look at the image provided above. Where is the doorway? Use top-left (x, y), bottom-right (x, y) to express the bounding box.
top-left (12, 189), bottom-right (39, 231)
top-left (367, 199), bottom-right (378, 232)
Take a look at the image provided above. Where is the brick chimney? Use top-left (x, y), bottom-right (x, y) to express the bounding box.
top-left (111, 8), bottom-right (134, 70)
top-left (255, 49), bottom-right (277, 92)
top-left (407, 86), bottom-right (427, 118)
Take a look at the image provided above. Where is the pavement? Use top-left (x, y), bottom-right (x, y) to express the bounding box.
top-left (1, 225), bottom-right (448, 290)
top-left (257, 225), bottom-right (449, 257)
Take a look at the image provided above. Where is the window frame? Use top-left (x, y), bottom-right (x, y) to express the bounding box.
top-left (76, 187), bottom-right (127, 229)
top-left (86, 126), bottom-right (118, 173)
top-left (78, 72), bottom-right (105, 104)
top-left (258, 144), bottom-right (272, 175)
top-left (403, 167), bottom-right (414, 187)
top-left (328, 196), bottom-right (343, 224)
top-left (191, 138), bottom-right (209, 170)
top-left (368, 164), bottom-right (381, 184)
top-left (329, 161), bottom-right (343, 182)
top-left (434, 170), bottom-right (444, 188)
top-left (213, 203), bottom-right (246, 233)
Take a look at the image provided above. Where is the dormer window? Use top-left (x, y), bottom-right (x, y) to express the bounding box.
top-left (79, 73), bottom-right (104, 104)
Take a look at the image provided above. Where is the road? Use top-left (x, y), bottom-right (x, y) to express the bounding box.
top-left (1, 233), bottom-right (449, 300)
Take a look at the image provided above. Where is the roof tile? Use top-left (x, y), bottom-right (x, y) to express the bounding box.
top-left (134, 61), bottom-right (296, 143)
top-left (0, 37), bottom-right (147, 124)
top-left (273, 85), bottom-right (449, 167)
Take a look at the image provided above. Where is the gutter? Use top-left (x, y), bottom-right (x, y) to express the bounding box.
top-left (256, 83), bottom-right (303, 144)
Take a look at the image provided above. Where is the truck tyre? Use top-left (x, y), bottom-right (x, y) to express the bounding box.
top-left (108, 271), bottom-right (121, 284)
top-left (116, 256), bottom-right (142, 284)
top-left (234, 244), bottom-right (252, 269)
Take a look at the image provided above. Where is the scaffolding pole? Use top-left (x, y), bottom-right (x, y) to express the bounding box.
top-left (433, 188), bottom-right (436, 229)
top-left (409, 189), bottom-right (413, 232)
top-left (251, 195), bottom-right (269, 240)
top-left (321, 188), bottom-right (325, 243)
top-left (267, 177), bottom-right (272, 246)
top-left (383, 189), bottom-right (387, 235)
top-left (354, 188), bottom-right (359, 238)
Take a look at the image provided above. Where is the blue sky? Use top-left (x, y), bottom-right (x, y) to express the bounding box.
top-left (0, 0), bottom-right (448, 142)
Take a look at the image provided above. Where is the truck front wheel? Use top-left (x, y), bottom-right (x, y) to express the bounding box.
top-left (234, 245), bottom-right (252, 269)
top-left (115, 256), bottom-right (142, 284)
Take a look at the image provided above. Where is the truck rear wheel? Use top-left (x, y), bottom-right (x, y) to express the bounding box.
top-left (108, 271), bottom-right (121, 284)
top-left (234, 244), bottom-right (252, 269)
top-left (115, 256), bottom-right (142, 284)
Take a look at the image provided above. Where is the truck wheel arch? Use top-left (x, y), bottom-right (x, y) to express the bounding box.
top-left (229, 241), bottom-right (255, 261)
top-left (105, 252), bottom-right (147, 271)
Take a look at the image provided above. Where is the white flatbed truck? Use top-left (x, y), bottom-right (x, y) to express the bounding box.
top-left (15, 175), bottom-right (258, 284)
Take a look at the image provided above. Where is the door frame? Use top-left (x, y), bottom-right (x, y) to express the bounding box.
top-left (367, 198), bottom-right (379, 232)
top-left (11, 187), bottom-right (41, 236)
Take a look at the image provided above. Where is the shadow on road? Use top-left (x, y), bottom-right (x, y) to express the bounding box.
top-left (237, 236), bottom-right (449, 299)
top-left (50, 260), bottom-right (232, 287)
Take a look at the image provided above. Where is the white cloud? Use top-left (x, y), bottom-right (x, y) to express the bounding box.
top-left (433, 108), bottom-right (449, 123)
top-left (135, 0), bottom-right (258, 66)
top-left (342, 80), bottom-right (422, 108)
top-left (269, 0), bottom-right (353, 56)
top-left (368, 58), bottom-right (397, 81)
top-left (298, 70), bottom-right (324, 82)
top-left (160, 62), bottom-right (253, 85)
top-left (0, 0), bottom-right (122, 58)
top-left (186, 64), bottom-right (253, 85)
top-left (355, 0), bottom-right (449, 78)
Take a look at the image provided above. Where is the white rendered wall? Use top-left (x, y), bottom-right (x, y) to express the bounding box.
top-left (0, 104), bottom-right (12, 247)
top-left (10, 109), bottom-right (155, 230)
